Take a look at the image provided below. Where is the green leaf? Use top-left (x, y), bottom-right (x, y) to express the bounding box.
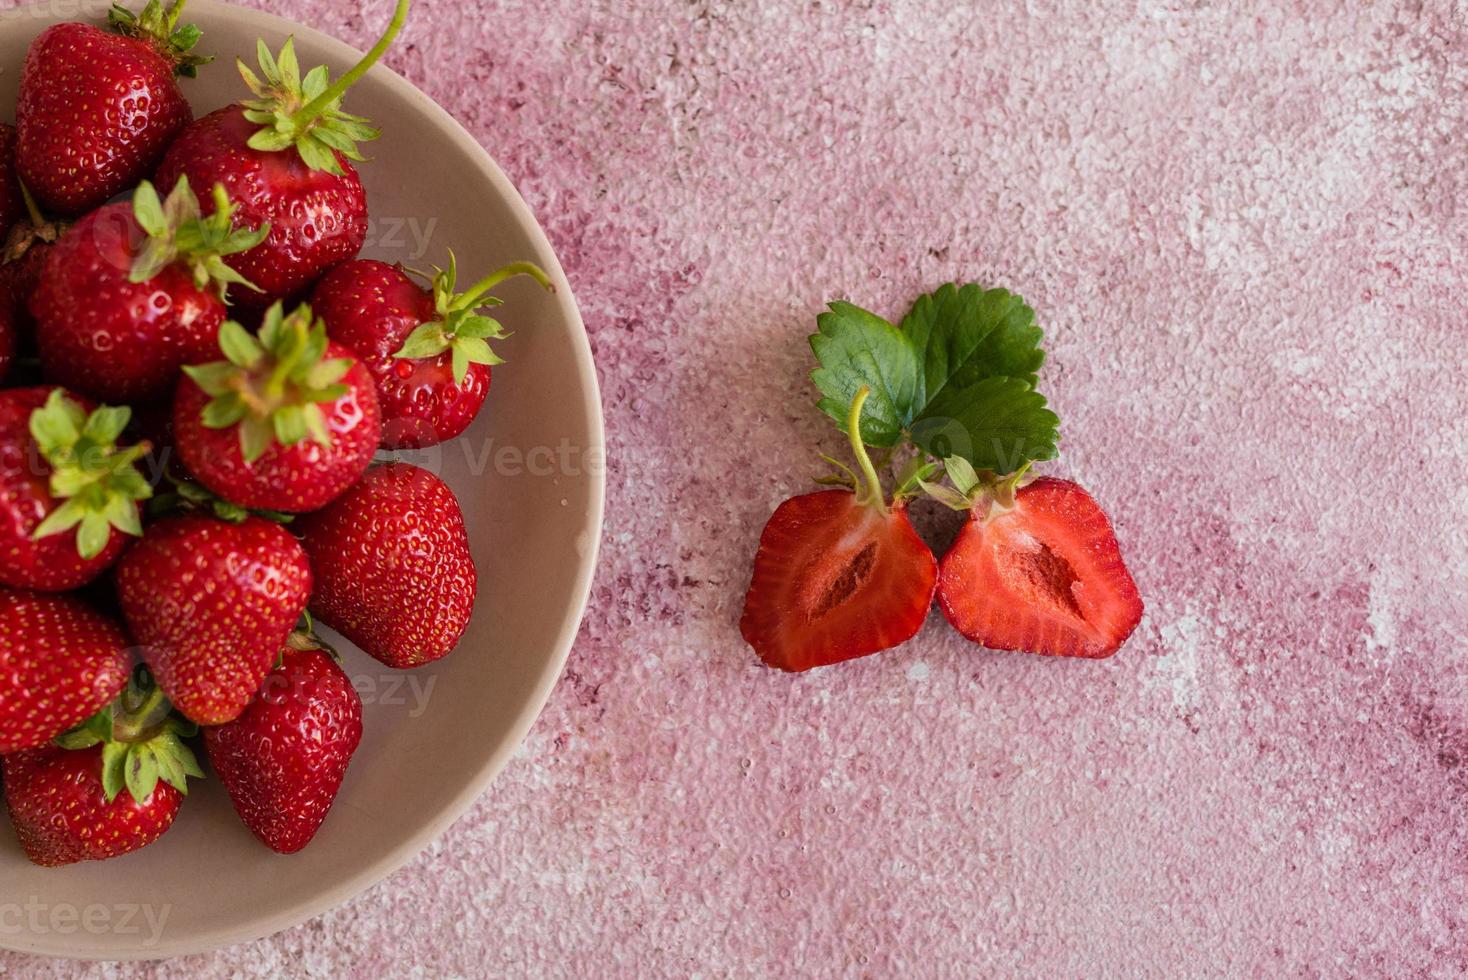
top-left (395, 322), bottom-right (451, 360)
top-left (100, 741), bottom-right (127, 802)
top-left (809, 284), bottom-right (1058, 472)
top-left (76, 513), bottom-right (113, 560)
top-left (272, 404), bottom-right (307, 445)
top-left (32, 498), bottom-right (85, 540)
top-left (454, 336), bottom-right (501, 367)
top-left (901, 283), bottom-right (1045, 400)
top-left (81, 405), bottom-right (131, 445)
top-left (201, 394), bottom-right (247, 429)
top-left (809, 302), bottom-right (921, 447)
top-left (219, 320), bottom-right (265, 368)
top-left (131, 181), bottom-right (167, 238)
top-left (240, 418), bottom-right (274, 463)
top-left (910, 376), bottom-right (1059, 474)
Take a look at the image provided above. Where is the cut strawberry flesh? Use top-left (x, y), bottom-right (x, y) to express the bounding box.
top-left (938, 477), bottom-right (1143, 658)
top-left (741, 490), bottom-right (938, 671)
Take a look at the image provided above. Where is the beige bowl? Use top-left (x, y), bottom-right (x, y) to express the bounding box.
top-left (0, 0), bottom-right (603, 959)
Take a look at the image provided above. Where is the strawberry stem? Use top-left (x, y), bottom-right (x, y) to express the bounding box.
top-left (847, 386), bottom-right (886, 512)
top-left (452, 261), bottom-right (555, 310)
top-left (289, 0), bottom-right (411, 131)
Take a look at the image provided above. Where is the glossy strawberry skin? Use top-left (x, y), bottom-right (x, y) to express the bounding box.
top-left (0, 387), bottom-right (132, 591)
top-left (740, 490), bottom-right (938, 671)
top-left (155, 107), bottom-right (368, 308)
top-left (0, 589), bottom-right (132, 755)
top-left (172, 341), bottom-right (381, 512)
top-left (937, 477), bottom-right (1144, 659)
top-left (204, 644), bottom-right (363, 853)
top-left (312, 260), bottom-right (491, 449)
top-left (3, 745), bottom-right (182, 867)
top-left (115, 515), bottom-right (312, 726)
top-left (31, 203), bottom-right (226, 403)
top-left (16, 22), bottom-right (191, 216)
top-left (297, 463), bottom-right (477, 669)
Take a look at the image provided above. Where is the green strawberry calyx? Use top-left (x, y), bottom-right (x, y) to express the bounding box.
top-left (108, 0), bottom-right (211, 78)
top-left (236, 0), bottom-right (411, 175)
top-left (128, 178), bottom-right (270, 299)
top-left (54, 667), bottom-right (204, 805)
top-left (393, 254), bottom-right (554, 384)
top-left (28, 390), bottom-right (153, 560)
top-left (918, 456), bottom-right (1036, 520)
top-left (148, 472), bottom-right (295, 525)
top-left (182, 302), bottom-right (357, 464)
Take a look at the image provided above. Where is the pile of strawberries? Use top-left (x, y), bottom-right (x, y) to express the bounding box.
top-left (0, 0), bottom-right (548, 865)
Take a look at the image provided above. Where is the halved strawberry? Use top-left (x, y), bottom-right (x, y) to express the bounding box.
top-left (740, 386), bottom-right (937, 671)
top-left (741, 490), bottom-right (937, 671)
top-left (937, 477), bottom-right (1142, 658)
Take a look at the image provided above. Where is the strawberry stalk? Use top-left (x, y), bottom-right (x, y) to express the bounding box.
top-left (53, 666), bottom-right (204, 805)
top-left (845, 386), bottom-right (886, 512)
top-left (238, 0), bottom-right (411, 174)
top-left (393, 253), bottom-right (554, 383)
top-left (289, 0), bottom-right (410, 131)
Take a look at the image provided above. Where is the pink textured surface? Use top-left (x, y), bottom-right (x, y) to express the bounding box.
top-left (5, 0), bottom-right (1468, 974)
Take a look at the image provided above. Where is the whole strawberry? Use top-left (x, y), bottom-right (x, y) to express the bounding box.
top-left (297, 463), bottom-right (476, 668)
top-left (16, 0), bottom-right (206, 216)
top-left (0, 388), bottom-right (151, 591)
top-left (0, 588), bottom-right (132, 755)
top-left (115, 514), bottom-right (312, 725)
top-left (154, 0), bottom-right (410, 306)
top-left (204, 635), bottom-right (362, 853)
top-left (3, 668), bottom-right (202, 867)
top-left (31, 178), bottom-right (269, 403)
top-left (312, 256), bottom-right (552, 448)
top-left (174, 302), bottom-right (380, 512)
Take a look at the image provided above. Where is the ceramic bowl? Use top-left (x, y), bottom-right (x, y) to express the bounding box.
top-left (0, 0), bottom-right (603, 959)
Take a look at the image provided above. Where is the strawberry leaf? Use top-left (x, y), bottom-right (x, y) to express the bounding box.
top-left (809, 302), bottom-right (921, 447)
top-left (809, 284), bottom-right (1059, 473)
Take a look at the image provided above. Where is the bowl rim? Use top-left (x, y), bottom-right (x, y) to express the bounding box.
top-left (0, 0), bottom-right (605, 961)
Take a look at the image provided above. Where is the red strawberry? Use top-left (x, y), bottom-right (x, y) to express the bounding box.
top-left (740, 388), bottom-right (938, 671)
top-left (173, 302), bottom-right (381, 512)
top-left (0, 588), bottom-right (132, 755)
top-left (3, 669), bottom-right (202, 867)
top-left (741, 490), bottom-right (937, 671)
top-left (297, 463), bottom-right (476, 669)
top-left (30, 178), bottom-right (269, 403)
top-left (153, 1), bottom-right (410, 306)
top-left (15, 1), bottom-right (206, 216)
top-left (312, 256), bottom-right (553, 448)
top-left (115, 514), bottom-right (312, 725)
top-left (937, 477), bottom-right (1143, 658)
top-left (204, 635), bottom-right (363, 853)
top-left (0, 388), bottom-right (151, 592)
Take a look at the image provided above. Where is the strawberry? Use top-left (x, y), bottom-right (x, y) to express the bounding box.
top-left (173, 302), bottom-right (381, 512)
top-left (115, 513), bottom-right (312, 725)
top-left (740, 388), bottom-right (938, 671)
top-left (297, 463), bottom-right (476, 669)
top-left (311, 256), bottom-right (553, 448)
top-left (153, 0), bottom-right (410, 307)
top-left (3, 668), bottom-right (202, 867)
top-left (0, 388), bottom-right (151, 592)
top-left (30, 178), bottom-right (269, 403)
top-left (936, 476), bottom-right (1143, 659)
top-left (204, 634), bottom-right (362, 853)
top-left (16, 0), bottom-right (206, 216)
top-left (0, 588), bottom-right (132, 755)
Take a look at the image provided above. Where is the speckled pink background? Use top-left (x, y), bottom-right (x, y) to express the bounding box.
top-left (4, 0), bottom-right (1468, 975)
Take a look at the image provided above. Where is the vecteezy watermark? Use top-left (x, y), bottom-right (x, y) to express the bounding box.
top-left (349, 671), bottom-right (436, 718)
top-left (0, 898), bottom-right (172, 947)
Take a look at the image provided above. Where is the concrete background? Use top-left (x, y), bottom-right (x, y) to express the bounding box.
top-left (3, 0), bottom-right (1467, 975)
